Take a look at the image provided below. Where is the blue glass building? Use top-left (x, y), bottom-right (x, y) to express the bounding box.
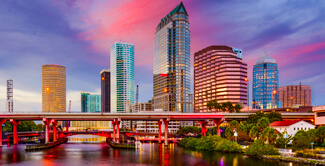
top-left (252, 53), bottom-right (279, 109)
top-left (110, 42), bottom-right (135, 112)
top-left (152, 2), bottom-right (191, 112)
top-left (81, 91), bottom-right (101, 112)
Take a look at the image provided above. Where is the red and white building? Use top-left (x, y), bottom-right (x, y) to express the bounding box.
top-left (270, 120), bottom-right (315, 136)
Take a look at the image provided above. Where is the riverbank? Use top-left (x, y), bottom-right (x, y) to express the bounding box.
top-left (263, 155), bottom-right (325, 165)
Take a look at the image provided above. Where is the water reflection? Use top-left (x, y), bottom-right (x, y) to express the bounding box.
top-left (0, 143), bottom-right (305, 166)
top-left (67, 134), bottom-right (106, 143)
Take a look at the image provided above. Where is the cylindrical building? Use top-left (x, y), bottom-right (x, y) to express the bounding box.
top-left (42, 64), bottom-right (66, 112)
top-left (194, 45), bottom-right (247, 113)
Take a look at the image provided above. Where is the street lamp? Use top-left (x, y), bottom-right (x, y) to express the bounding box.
top-left (244, 78), bottom-right (249, 113)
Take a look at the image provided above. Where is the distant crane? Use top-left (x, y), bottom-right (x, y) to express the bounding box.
top-left (66, 100), bottom-right (71, 133)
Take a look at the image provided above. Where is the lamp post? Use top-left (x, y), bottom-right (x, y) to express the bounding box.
top-left (244, 78), bottom-right (249, 113)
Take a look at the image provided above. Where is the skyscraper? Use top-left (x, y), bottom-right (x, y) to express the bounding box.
top-left (6, 79), bottom-right (13, 113)
top-left (101, 69), bottom-right (110, 113)
top-left (152, 2), bottom-right (191, 112)
top-left (252, 53), bottom-right (279, 109)
top-left (42, 64), bottom-right (66, 112)
top-left (81, 91), bottom-right (101, 113)
top-left (194, 46), bottom-right (247, 112)
top-left (110, 42), bottom-right (135, 113)
top-left (279, 84), bottom-right (312, 108)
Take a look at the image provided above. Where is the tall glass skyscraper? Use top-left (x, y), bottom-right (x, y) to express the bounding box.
top-left (110, 42), bottom-right (135, 112)
top-left (252, 53), bottom-right (279, 109)
top-left (81, 91), bottom-right (101, 113)
top-left (153, 2), bottom-right (191, 112)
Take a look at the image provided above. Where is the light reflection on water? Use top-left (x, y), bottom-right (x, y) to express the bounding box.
top-left (0, 143), bottom-right (305, 166)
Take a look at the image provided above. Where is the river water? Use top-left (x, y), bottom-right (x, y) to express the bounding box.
top-left (0, 143), bottom-right (303, 166)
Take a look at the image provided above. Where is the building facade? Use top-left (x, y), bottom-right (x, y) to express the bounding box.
top-left (152, 2), bottom-right (191, 112)
top-left (279, 84), bottom-right (311, 108)
top-left (110, 42), bottom-right (135, 113)
top-left (270, 120), bottom-right (315, 137)
top-left (194, 46), bottom-right (247, 113)
top-left (42, 64), bottom-right (66, 112)
top-left (252, 53), bottom-right (279, 109)
top-left (6, 79), bottom-right (13, 113)
top-left (101, 69), bottom-right (110, 113)
top-left (81, 91), bottom-right (101, 113)
top-left (131, 102), bottom-right (152, 112)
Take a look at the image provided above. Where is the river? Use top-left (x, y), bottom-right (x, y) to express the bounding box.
top-left (0, 143), bottom-right (303, 166)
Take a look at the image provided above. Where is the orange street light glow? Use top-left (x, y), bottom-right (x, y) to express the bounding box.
top-left (244, 78), bottom-right (248, 82)
top-left (164, 88), bottom-right (168, 93)
top-left (101, 77), bottom-right (105, 80)
top-left (273, 90), bottom-right (277, 94)
top-left (46, 87), bottom-right (50, 91)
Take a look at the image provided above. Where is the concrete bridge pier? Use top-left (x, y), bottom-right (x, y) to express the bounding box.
top-left (158, 119), bottom-right (163, 144)
top-left (0, 119), bottom-right (6, 147)
top-left (200, 120), bottom-right (208, 137)
top-left (163, 119), bottom-right (169, 146)
top-left (213, 118), bottom-right (223, 136)
top-left (43, 118), bottom-right (52, 144)
top-left (51, 120), bottom-right (58, 142)
top-left (10, 119), bottom-right (20, 145)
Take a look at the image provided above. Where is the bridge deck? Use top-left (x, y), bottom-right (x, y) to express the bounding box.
top-left (0, 112), bottom-right (314, 121)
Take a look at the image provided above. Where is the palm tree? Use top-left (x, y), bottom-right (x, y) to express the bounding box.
top-left (207, 101), bottom-right (214, 110)
top-left (234, 104), bottom-right (242, 113)
top-left (249, 126), bottom-right (259, 140)
top-left (260, 127), bottom-right (277, 144)
top-left (215, 102), bottom-right (222, 112)
top-left (221, 103), bottom-right (227, 112)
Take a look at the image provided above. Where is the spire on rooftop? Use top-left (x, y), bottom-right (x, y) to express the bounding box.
top-left (255, 52), bottom-right (276, 65)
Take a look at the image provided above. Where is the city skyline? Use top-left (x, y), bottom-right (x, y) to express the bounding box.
top-left (0, 0), bottom-right (325, 112)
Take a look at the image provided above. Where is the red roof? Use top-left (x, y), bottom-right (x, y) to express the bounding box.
top-left (270, 120), bottom-right (303, 127)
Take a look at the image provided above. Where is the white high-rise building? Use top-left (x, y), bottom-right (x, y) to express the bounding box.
top-left (110, 42), bottom-right (135, 113)
top-left (7, 79), bottom-right (13, 112)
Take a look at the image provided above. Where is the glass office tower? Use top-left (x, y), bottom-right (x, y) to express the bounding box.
top-left (153, 2), bottom-right (191, 112)
top-left (253, 53), bottom-right (279, 109)
top-left (110, 42), bottom-right (135, 112)
top-left (81, 91), bottom-right (101, 113)
top-left (101, 69), bottom-right (111, 113)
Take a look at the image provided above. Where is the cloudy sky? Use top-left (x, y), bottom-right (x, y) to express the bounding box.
top-left (0, 0), bottom-right (324, 112)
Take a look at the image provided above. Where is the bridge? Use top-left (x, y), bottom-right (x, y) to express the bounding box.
top-left (0, 112), bottom-right (314, 146)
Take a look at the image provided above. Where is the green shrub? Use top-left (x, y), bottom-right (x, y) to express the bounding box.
top-left (178, 135), bottom-right (242, 153)
top-left (244, 140), bottom-right (279, 157)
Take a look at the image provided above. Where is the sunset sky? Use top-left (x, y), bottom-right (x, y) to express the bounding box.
top-left (0, 0), bottom-right (324, 112)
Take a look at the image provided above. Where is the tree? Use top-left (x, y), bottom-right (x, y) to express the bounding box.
top-left (177, 126), bottom-right (201, 135)
top-left (267, 111), bottom-right (282, 123)
top-left (247, 111), bottom-right (265, 123)
top-left (256, 117), bottom-right (270, 132)
top-left (316, 126), bottom-right (325, 143)
top-left (225, 127), bottom-right (234, 140)
top-left (292, 130), bottom-right (313, 150)
top-left (221, 103), bottom-right (227, 112)
top-left (207, 100), bottom-right (214, 110)
top-left (234, 104), bottom-right (242, 113)
top-left (229, 120), bottom-right (240, 133)
top-left (260, 127), bottom-right (277, 144)
top-left (214, 102), bottom-right (222, 112)
top-left (275, 131), bottom-right (292, 148)
top-left (249, 126), bottom-right (259, 140)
